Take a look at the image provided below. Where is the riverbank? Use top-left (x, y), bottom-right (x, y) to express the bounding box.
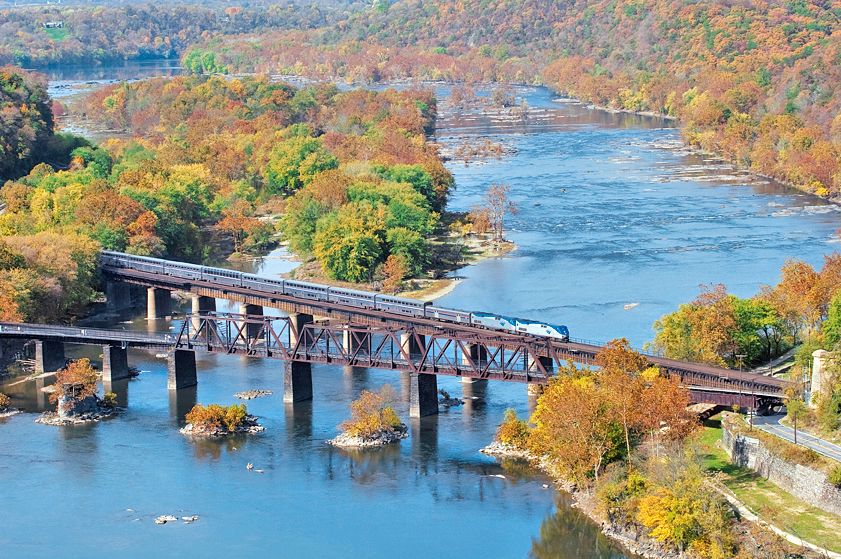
top-left (481, 442), bottom-right (677, 559)
top-left (481, 432), bottom-right (836, 559)
top-left (285, 233), bottom-right (516, 302)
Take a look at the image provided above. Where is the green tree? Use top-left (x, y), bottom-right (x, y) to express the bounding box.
top-left (822, 292), bottom-right (841, 348)
top-left (264, 137), bottom-right (337, 196)
top-left (312, 202), bottom-right (386, 282)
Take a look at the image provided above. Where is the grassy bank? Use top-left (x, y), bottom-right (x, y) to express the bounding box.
top-left (696, 418), bottom-right (841, 553)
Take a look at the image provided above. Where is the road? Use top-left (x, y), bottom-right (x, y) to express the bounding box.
top-left (754, 414), bottom-right (841, 463)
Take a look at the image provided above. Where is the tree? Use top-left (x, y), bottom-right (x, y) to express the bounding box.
top-left (785, 386), bottom-right (808, 445)
top-left (467, 207), bottom-right (492, 235)
top-left (51, 358), bottom-right (98, 408)
top-left (484, 183), bottom-right (517, 242)
top-left (339, 385), bottom-right (403, 439)
top-left (529, 371), bottom-right (623, 482)
top-left (496, 408), bottom-right (531, 449)
top-left (312, 202), bottom-right (387, 282)
top-left (822, 292), bottom-right (841, 349)
top-left (264, 136), bottom-right (338, 196)
top-left (217, 199), bottom-right (263, 253)
top-left (596, 339), bottom-right (649, 462)
top-left (381, 254), bottom-right (408, 294)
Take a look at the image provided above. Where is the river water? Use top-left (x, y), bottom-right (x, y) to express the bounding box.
top-left (1, 73), bottom-right (839, 558)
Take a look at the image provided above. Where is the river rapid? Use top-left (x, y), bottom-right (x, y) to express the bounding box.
top-left (1, 68), bottom-right (839, 559)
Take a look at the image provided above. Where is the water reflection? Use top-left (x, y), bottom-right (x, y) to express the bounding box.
top-left (284, 400), bottom-right (313, 442)
top-left (461, 380), bottom-right (488, 419)
top-left (332, 443), bottom-right (403, 486)
top-left (168, 386), bottom-right (197, 423)
top-left (410, 414), bottom-right (439, 464)
top-left (530, 494), bottom-right (633, 559)
top-left (342, 366), bottom-right (369, 394)
top-left (103, 378), bottom-right (130, 408)
top-left (190, 433), bottom-right (250, 461)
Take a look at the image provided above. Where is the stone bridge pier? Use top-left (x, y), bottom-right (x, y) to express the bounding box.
top-left (167, 349), bottom-right (197, 390)
top-left (34, 340), bottom-right (65, 373)
top-left (461, 344), bottom-right (488, 385)
top-left (409, 372), bottom-right (438, 417)
top-left (190, 295), bottom-right (216, 332)
top-left (101, 344), bottom-right (129, 382)
top-left (147, 287), bottom-right (173, 320)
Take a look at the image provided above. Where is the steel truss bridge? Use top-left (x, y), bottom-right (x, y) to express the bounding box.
top-left (1, 306), bottom-right (789, 410)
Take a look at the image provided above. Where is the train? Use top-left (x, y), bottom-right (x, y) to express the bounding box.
top-left (100, 251), bottom-right (570, 341)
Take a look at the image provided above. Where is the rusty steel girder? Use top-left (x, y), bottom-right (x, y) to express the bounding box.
top-left (176, 312), bottom-right (557, 383)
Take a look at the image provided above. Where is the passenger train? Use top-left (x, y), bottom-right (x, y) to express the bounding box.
top-left (100, 251), bottom-right (570, 341)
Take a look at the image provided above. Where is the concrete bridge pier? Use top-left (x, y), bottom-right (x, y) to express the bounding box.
top-left (288, 313), bottom-right (313, 347)
top-left (190, 295), bottom-right (216, 333)
top-left (34, 340), bottom-right (65, 373)
top-left (343, 329), bottom-right (368, 354)
top-left (103, 378), bottom-right (129, 407)
top-left (147, 287), bottom-right (172, 320)
top-left (105, 281), bottom-right (133, 313)
top-left (238, 303), bottom-right (263, 338)
top-left (409, 372), bottom-right (438, 417)
top-left (101, 344), bottom-right (130, 382)
top-left (284, 361), bottom-right (313, 403)
top-left (400, 332), bottom-right (426, 357)
top-left (167, 349), bottom-right (197, 390)
top-left (461, 344), bottom-right (488, 385)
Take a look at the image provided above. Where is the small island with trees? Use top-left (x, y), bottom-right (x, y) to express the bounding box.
top-left (181, 403), bottom-right (264, 438)
top-left (36, 358), bottom-right (117, 425)
top-left (329, 385), bottom-right (407, 448)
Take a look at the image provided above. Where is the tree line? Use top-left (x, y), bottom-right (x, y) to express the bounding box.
top-left (0, 2), bottom-right (364, 67)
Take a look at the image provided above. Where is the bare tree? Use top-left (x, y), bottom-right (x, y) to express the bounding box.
top-left (485, 183), bottom-right (517, 242)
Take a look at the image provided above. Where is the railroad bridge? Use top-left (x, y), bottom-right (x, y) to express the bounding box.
top-left (0, 252), bottom-right (790, 417)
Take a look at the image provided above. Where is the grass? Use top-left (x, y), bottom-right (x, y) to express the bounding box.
top-left (43, 27), bottom-right (69, 41)
top-left (697, 417), bottom-right (841, 553)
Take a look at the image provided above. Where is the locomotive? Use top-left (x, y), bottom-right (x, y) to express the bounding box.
top-left (100, 251), bottom-right (570, 341)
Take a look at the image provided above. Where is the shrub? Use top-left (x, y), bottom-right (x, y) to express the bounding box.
top-left (495, 408), bottom-right (531, 450)
top-left (828, 465), bottom-right (841, 488)
top-left (103, 392), bottom-right (118, 408)
top-left (186, 403), bottom-right (248, 433)
top-left (637, 473), bottom-right (735, 558)
top-left (340, 385), bottom-right (404, 439)
top-left (0, 393), bottom-right (10, 410)
top-left (596, 467), bottom-right (650, 523)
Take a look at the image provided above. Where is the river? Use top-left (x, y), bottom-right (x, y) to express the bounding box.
top-left (1, 69), bottom-right (839, 559)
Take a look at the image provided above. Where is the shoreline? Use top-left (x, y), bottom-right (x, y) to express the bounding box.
top-left (481, 442), bottom-right (675, 559)
top-left (482, 439), bottom-right (835, 559)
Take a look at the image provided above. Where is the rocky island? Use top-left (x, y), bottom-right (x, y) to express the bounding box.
top-left (180, 403), bottom-right (264, 438)
top-left (329, 386), bottom-right (407, 448)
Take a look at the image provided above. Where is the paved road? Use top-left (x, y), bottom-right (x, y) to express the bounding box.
top-left (754, 414), bottom-right (841, 463)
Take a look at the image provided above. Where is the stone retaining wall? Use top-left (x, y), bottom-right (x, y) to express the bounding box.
top-left (722, 422), bottom-right (841, 517)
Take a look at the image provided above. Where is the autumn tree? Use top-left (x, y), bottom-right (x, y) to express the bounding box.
top-left (529, 371), bottom-right (623, 482)
top-left (381, 254), bottom-right (408, 294)
top-left (467, 207), bottom-right (492, 235)
top-left (484, 183), bottom-right (517, 242)
top-left (340, 385), bottom-right (404, 439)
top-left (597, 339), bottom-right (649, 462)
top-left (51, 359), bottom-right (98, 410)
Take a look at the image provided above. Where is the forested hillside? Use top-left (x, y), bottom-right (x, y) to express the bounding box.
top-left (199, 0), bottom-right (840, 197)
top-left (0, 2), bottom-right (364, 66)
top-left (0, 69), bottom-right (451, 321)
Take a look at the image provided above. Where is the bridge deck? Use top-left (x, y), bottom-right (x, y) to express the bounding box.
top-left (99, 255), bottom-right (789, 398)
